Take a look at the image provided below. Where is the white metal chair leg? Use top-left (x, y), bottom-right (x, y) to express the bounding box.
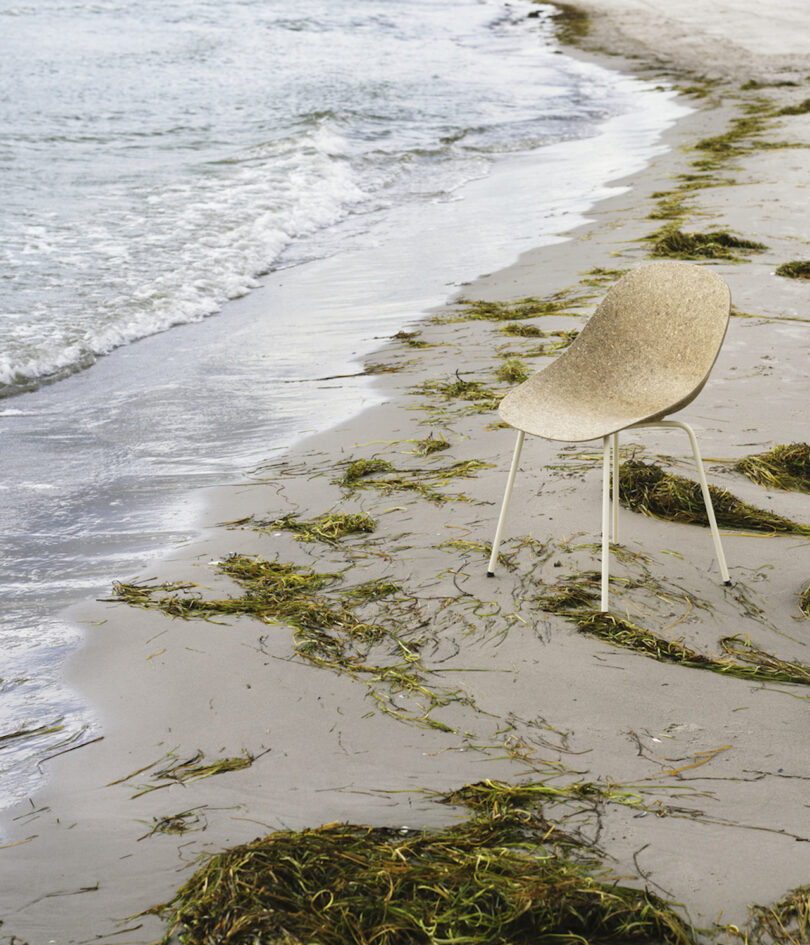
top-left (487, 430), bottom-right (525, 576)
top-left (611, 431), bottom-right (620, 542)
top-left (672, 420), bottom-right (731, 585)
top-left (630, 420), bottom-right (732, 585)
top-left (601, 435), bottom-right (611, 611)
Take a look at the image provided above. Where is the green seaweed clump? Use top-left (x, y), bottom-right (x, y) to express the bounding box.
top-left (150, 814), bottom-right (695, 945)
top-left (393, 329), bottom-right (429, 348)
top-left (734, 443), bottom-right (810, 493)
top-left (778, 97), bottom-right (810, 116)
top-left (649, 228), bottom-right (767, 260)
top-left (341, 457), bottom-right (394, 486)
top-left (776, 260), bottom-right (810, 279)
top-left (418, 373), bottom-right (501, 412)
top-left (495, 357), bottom-right (530, 384)
top-left (499, 322), bottom-right (546, 337)
top-left (337, 455), bottom-right (491, 502)
top-left (576, 614), bottom-right (810, 686)
top-left (548, 2), bottom-right (590, 46)
top-left (253, 511), bottom-right (376, 544)
top-left (450, 294), bottom-right (579, 322)
top-left (747, 883), bottom-right (810, 944)
top-left (800, 582), bottom-right (810, 619)
top-left (413, 433), bottom-right (450, 456)
top-left (619, 460), bottom-right (810, 536)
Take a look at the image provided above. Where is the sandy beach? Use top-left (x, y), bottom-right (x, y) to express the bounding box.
top-left (2, 2), bottom-right (810, 942)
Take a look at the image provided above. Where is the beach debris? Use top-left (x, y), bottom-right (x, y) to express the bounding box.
top-left (441, 777), bottom-right (664, 822)
top-left (745, 883), bottom-right (810, 944)
top-left (619, 460), bottom-right (810, 535)
top-left (138, 807), bottom-right (209, 840)
top-left (546, 2), bottom-right (591, 46)
top-left (648, 228), bottom-right (767, 260)
top-left (148, 810), bottom-right (696, 945)
top-left (733, 443), bottom-right (810, 492)
top-left (776, 260), bottom-right (810, 279)
top-left (581, 267), bottom-right (629, 286)
top-left (778, 97), bottom-right (810, 116)
top-left (576, 613), bottom-right (810, 686)
top-left (113, 557), bottom-right (466, 731)
top-left (128, 750), bottom-right (259, 799)
top-left (800, 583), bottom-right (810, 619)
top-left (499, 322), bottom-right (546, 336)
top-left (444, 292), bottom-right (583, 323)
top-left (392, 329), bottom-right (429, 348)
top-left (495, 357), bottom-right (530, 384)
top-left (416, 373), bottom-right (501, 412)
top-left (534, 570), bottom-right (810, 686)
top-left (337, 453), bottom-right (491, 502)
top-left (250, 511), bottom-right (376, 545)
top-left (411, 433), bottom-right (450, 456)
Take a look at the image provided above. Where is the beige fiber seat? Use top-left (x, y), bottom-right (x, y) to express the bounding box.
top-left (487, 260), bottom-right (733, 611)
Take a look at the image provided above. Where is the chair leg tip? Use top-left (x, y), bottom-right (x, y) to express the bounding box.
top-left (486, 571), bottom-right (495, 578)
top-left (723, 580), bottom-right (733, 587)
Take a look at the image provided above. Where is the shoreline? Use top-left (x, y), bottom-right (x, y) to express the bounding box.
top-left (3, 3), bottom-right (810, 942)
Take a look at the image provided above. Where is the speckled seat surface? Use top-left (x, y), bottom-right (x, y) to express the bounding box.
top-left (498, 261), bottom-right (731, 442)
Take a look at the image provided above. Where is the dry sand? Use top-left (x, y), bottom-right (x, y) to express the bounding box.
top-left (2, 2), bottom-right (810, 942)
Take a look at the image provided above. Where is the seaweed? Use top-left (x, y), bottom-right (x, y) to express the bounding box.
top-left (776, 261), bottom-right (810, 279)
top-left (417, 373), bottom-right (501, 412)
top-left (113, 558), bottom-right (462, 731)
top-left (778, 97), bottom-right (810, 115)
top-left (733, 443), bottom-right (810, 493)
top-left (581, 267), bottom-right (628, 286)
top-left (412, 433), bottom-right (450, 456)
top-left (648, 228), bottom-right (767, 260)
top-left (341, 458), bottom-right (393, 486)
top-left (495, 357), bottom-right (530, 384)
top-left (547, 2), bottom-right (590, 46)
top-left (336, 455), bottom-right (491, 502)
top-left (576, 613), bottom-right (810, 686)
top-left (800, 582), bottom-right (810, 619)
top-left (619, 460), bottom-right (810, 536)
top-left (446, 293), bottom-right (583, 323)
top-left (747, 883), bottom-right (810, 944)
top-left (393, 329), bottom-right (429, 348)
top-left (499, 322), bottom-right (546, 337)
top-left (149, 814), bottom-right (696, 945)
top-left (251, 511), bottom-right (376, 544)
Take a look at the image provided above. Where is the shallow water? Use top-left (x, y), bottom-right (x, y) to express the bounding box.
top-left (0, 0), bottom-right (688, 811)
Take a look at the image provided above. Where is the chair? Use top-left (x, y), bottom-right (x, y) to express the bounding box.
top-left (486, 260), bottom-right (732, 611)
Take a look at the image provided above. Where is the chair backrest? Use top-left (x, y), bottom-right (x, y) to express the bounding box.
top-left (499, 261), bottom-right (731, 441)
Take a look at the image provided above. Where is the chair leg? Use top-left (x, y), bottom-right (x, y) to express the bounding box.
top-left (672, 421), bottom-right (732, 585)
top-left (487, 430), bottom-right (525, 577)
top-left (611, 431), bottom-right (620, 542)
top-left (601, 435), bottom-right (611, 611)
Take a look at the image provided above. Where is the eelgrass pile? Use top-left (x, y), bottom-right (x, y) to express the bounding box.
top-left (447, 294), bottom-right (582, 322)
top-left (251, 511), bottom-right (376, 544)
top-left (337, 455), bottom-right (491, 501)
top-left (577, 614), bottom-right (810, 686)
top-left (536, 574), bottom-right (810, 686)
top-left (416, 373), bottom-right (501, 412)
top-left (150, 814), bottom-right (696, 945)
top-left (619, 460), bottom-right (810, 535)
top-left (648, 228), bottom-right (767, 260)
top-left (734, 443), bottom-right (810, 493)
top-left (800, 582), bottom-right (810, 619)
top-left (776, 261), bottom-right (810, 280)
top-left (747, 883), bottom-right (810, 945)
top-left (495, 357), bottom-right (529, 384)
top-left (113, 557), bottom-right (459, 730)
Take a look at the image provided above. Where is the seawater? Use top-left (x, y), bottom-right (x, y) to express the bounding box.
top-left (0, 0), bottom-right (687, 810)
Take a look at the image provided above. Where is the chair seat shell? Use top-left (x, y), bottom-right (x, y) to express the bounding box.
top-left (498, 261), bottom-right (731, 442)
